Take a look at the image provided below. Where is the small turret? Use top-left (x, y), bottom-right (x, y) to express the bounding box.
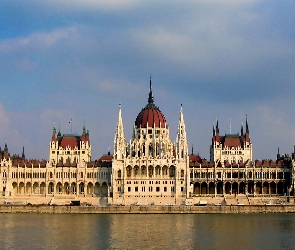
top-left (21, 146), bottom-right (25, 160)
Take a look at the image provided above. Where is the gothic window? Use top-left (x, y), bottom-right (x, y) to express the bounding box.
top-left (141, 166), bottom-right (146, 176)
top-left (126, 166), bottom-right (132, 177)
top-left (162, 166), bottom-right (168, 176)
top-left (148, 166), bottom-right (153, 177)
top-left (181, 170), bottom-right (184, 178)
top-left (118, 170), bottom-right (121, 178)
top-left (155, 166), bottom-right (161, 176)
top-left (142, 143), bottom-right (145, 156)
top-left (160, 142), bottom-right (165, 156)
top-left (149, 143), bottom-right (153, 157)
top-left (134, 166), bottom-right (139, 176)
top-left (169, 166), bottom-right (175, 177)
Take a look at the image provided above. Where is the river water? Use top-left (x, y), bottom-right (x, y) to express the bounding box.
top-left (0, 213), bottom-right (294, 249)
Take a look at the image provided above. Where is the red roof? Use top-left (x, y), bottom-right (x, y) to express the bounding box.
top-left (224, 137), bottom-right (242, 148)
top-left (60, 137), bottom-right (79, 149)
top-left (189, 155), bottom-right (202, 163)
top-left (135, 105), bottom-right (166, 128)
top-left (99, 155), bottom-right (113, 162)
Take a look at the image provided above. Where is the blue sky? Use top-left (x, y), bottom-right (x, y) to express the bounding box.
top-left (0, 0), bottom-right (295, 161)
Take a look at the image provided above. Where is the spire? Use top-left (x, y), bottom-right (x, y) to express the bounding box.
top-left (148, 76), bottom-right (154, 104)
top-left (241, 123), bottom-right (244, 136)
top-left (213, 125), bottom-right (215, 136)
top-left (114, 104), bottom-right (126, 160)
top-left (277, 147), bottom-right (280, 160)
top-left (83, 120), bottom-right (86, 134)
top-left (4, 143), bottom-right (8, 152)
top-left (176, 104), bottom-right (188, 160)
top-left (216, 119), bottom-right (219, 134)
top-left (118, 104), bottom-right (123, 125)
top-left (246, 115), bottom-right (249, 134)
top-left (245, 115), bottom-right (250, 143)
top-left (53, 123), bottom-right (56, 134)
top-left (58, 123), bottom-right (61, 136)
top-left (22, 146), bottom-right (25, 160)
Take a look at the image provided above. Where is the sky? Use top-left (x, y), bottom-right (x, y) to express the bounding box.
top-left (0, 0), bottom-right (295, 161)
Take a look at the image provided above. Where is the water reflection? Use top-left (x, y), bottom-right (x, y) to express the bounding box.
top-left (109, 214), bottom-right (195, 249)
top-left (0, 214), bottom-right (294, 249)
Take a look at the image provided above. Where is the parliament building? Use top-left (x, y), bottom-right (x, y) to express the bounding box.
top-left (0, 80), bottom-right (293, 205)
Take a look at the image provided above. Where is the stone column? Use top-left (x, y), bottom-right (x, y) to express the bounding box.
top-left (246, 182), bottom-right (248, 195)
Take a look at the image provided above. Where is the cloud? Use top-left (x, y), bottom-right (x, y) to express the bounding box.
top-left (0, 26), bottom-right (77, 54)
top-left (45, 0), bottom-right (143, 12)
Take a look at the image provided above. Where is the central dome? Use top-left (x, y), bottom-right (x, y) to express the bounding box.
top-left (135, 80), bottom-right (166, 128)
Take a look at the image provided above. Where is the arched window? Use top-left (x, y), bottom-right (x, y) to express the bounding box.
top-left (149, 143), bottom-right (153, 156)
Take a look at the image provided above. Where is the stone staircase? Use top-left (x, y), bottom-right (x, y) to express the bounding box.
top-left (225, 195), bottom-right (238, 205)
top-left (237, 195), bottom-right (250, 205)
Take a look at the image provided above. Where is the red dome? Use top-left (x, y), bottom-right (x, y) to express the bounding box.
top-left (135, 80), bottom-right (166, 128)
top-left (135, 104), bottom-right (166, 128)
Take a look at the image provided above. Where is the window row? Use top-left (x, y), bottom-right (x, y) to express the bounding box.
top-left (126, 186), bottom-right (177, 192)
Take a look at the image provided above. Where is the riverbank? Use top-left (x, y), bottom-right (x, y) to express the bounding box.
top-left (1, 204), bottom-right (295, 214)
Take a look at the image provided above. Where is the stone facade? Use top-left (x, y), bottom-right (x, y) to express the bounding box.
top-left (0, 80), bottom-right (294, 206)
top-left (112, 81), bottom-right (189, 205)
top-left (0, 128), bottom-right (112, 205)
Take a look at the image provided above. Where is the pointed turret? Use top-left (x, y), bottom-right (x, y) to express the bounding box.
top-left (215, 119), bottom-right (220, 142)
top-left (52, 125), bottom-right (57, 142)
top-left (114, 104), bottom-right (126, 160)
top-left (216, 119), bottom-right (219, 134)
top-left (21, 146), bottom-right (25, 160)
top-left (176, 104), bottom-right (188, 160)
top-left (81, 121), bottom-right (89, 142)
top-left (57, 124), bottom-right (61, 137)
top-left (245, 116), bottom-right (250, 142)
top-left (83, 121), bottom-right (86, 134)
top-left (241, 123), bottom-right (244, 136)
top-left (246, 116), bottom-right (249, 134)
top-left (277, 147), bottom-right (280, 160)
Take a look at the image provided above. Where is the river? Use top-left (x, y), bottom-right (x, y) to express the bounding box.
top-left (0, 213), bottom-right (294, 249)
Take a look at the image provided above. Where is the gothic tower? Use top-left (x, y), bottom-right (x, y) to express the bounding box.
top-left (112, 79), bottom-right (190, 205)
